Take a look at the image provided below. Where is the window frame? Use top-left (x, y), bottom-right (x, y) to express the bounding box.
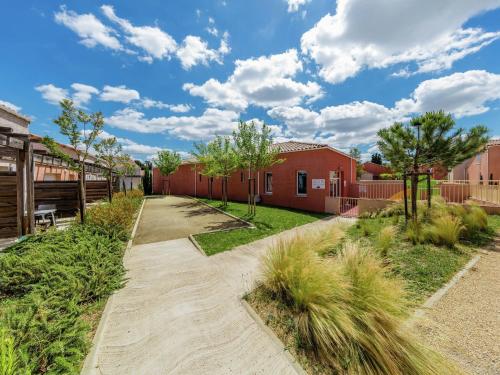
top-left (264, 172), bottom-right (273, 194)
top-left (296, 170), bottom-right (308, 196)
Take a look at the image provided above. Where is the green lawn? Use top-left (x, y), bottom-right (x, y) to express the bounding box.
top-left (345, 214), bottom-right (500, 303)
top-left (194, 199), bottom-right (328, 255)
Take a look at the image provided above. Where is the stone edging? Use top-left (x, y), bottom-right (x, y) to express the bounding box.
top-left (81, 198), bottom-right (146, 375)
top-left (241, 300), bottom-right (306, 375)
top-left (410, 253), bottom-right (481, 324)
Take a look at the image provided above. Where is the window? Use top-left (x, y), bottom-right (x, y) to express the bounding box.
top-left (265, 172), bottom-right (272, 194)
top-left (297, 171), bottom-right (307, 195)
top-left (199, 173), bottom-right (202, 182)
top-left (240, 172), bottom-right (244, 183)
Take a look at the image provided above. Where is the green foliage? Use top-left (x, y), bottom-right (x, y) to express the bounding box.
top-left (0, 329), bottom-right (17, 375)
top-left (0, 194), bottom-right (142, 374)
top-left (377, 111), bottom-right (488, 175)
top-left (86, 190), bottom-right (143, 240)
top-left (233, 121), bottom-right (283, 214)
top-left (94, 136), bottom-right (125, 178)
top-left (371, 152), bottom-right (383, 165)
top-left (154, 150), bottom-right (181, 177)
top-left (425, 215), bottom-right (464, 247)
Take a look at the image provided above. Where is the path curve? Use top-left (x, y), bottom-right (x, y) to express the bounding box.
top-left (83, 197), bottom-right (347, 374)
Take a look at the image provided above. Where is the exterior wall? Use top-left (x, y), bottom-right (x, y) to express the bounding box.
top-left (34, 164), bottom-right (78, 181)
top-left (487, 145), bottom-right (500, 180)
top-left (153, 148), bottom-right (356, 213)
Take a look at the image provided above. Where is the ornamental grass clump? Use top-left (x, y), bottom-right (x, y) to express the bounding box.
top-left (261, 230), bottom-right (458, 374)
top-left (262, 234), bottom-right (354, 371)
top-left (376, 225), bottom-right (396, 257)
top-left (425, 215), bottom-right (464, 248)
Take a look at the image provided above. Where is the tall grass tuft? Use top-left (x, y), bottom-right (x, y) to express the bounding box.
top-left (313, 223), bottom-right (347, 256)
top-left (426, 215), bottom-right (464, 247)
top-left (460, 205), bottom-right (488, 238)
top-left (376, 225), bottom-right (396, 257)
top-left (262, 235), bottom-right (354, 370)
top-left (405, 220), bottom-right (426, 244)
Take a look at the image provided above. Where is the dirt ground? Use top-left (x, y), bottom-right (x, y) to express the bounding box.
top-left (416, 240), bottom-right (500, 375)
top-left (132, 195), bottom-right (245, 245)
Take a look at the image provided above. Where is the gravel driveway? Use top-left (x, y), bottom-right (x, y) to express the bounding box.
top-left (416, 238), bottom-right (500, 375)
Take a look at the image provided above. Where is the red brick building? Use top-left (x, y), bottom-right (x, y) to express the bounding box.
top-left (361, 162), bottom-right (391, 180)
top-left (152, 141), bottom-right (357, 213)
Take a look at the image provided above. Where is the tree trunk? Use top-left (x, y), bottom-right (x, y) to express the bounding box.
top-left (107, 174), bottom-right (112, 203)
top-left (122, 178), bottom-right (127, 196)
top-left (411, 172), bottom-right (418, 220)
top-left (253, 176), bottom-right (256, 215)
top-left (79, 163), bottom-right (86, 223)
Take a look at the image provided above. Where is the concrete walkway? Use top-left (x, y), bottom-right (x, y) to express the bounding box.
top-left (83, 197), bottom-right (348, 374)
top-left (133, 196), bottom-right (244, 245)
top-left (416, 239), bottom-right (500, 375)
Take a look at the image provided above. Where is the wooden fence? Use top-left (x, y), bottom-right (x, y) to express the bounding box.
top-left (0, 173), bottom-right (19, 238)
top-left (34, 180), bottom-right (110, 217)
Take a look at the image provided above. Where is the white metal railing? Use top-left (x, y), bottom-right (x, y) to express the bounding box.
top-left (352, 179), bottom-right (500, 205)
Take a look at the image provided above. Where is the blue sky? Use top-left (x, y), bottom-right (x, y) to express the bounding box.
top-left (1, 0), bottom-right (499, 160)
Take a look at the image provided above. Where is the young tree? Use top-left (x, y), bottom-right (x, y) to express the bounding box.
top-left (94, 136), bottom-right (125, 202)
top-left (44, 99), bottom-right (104, 223)
top-left (349, 146), bottom-right (363, 179)
top-left (138, 160), bottom-right (153, 195)
top-left (377, 110), bottom-right (488, 219)
top-left (371, 152), bottom-right (383, 165)
top-left (233, 121), bottom-right (282, 215)
top-left (208, 136), bottom-right (239, 207)
top-left (192, 141), bottom-right (218, 200)
top-left (154, 150), bottom-right (181, 195)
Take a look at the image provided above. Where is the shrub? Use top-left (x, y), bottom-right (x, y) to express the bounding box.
top-left (376, 225), bottom-right (396, 257)
top-left (86, 191), bottom-right (143, 239)
top-left (426, 215), bottom-right (464, 247)
top-left (0, 329), bottom-right (17, 375)
top-left (0, 225), bottom-right (126, 374)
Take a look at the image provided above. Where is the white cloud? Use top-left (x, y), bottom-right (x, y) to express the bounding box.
top-left (301, 0), bottom-right (500, 83)
top-left (35, 84), bottom-right (68, 105)
top-left (168, 104), bottom-right (192, 113)
top-left (100, 85), bottom-right (140, 103)
top-left (140, 98), bottom-right (192, 112)
top-left (0, 100), bottom-right (21, 112)
top-left (117, 137), bottom-right (163, 155)
top-left (395, 70), bottom-right (500, 117)
top-left (176, 33), bottom-right (230, 70)
top-left (71, 83), bottom-right (99, 107)
top-left (286, 0), bottom-right (311, 13)
top-left (105, 107), bottom-right (239, 140)
top-left (184, 49), bottom-right (323, 111)
top-left (268, 69), bottom-right (500, 148)
top-left (101, 5), bottom-right (177, 62)
top-left (54, 5), bottom-right (122, 50)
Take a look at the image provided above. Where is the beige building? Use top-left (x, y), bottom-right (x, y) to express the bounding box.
top-left (449, 139), bottom-right (500, 183)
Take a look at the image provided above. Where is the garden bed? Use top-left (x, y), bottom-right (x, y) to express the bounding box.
top-left (245, 201), bottom-right (500, 374)
top-left (0, 191), bottom-right (143, 374)
top-left (193, 199), bottom-right (328, 256)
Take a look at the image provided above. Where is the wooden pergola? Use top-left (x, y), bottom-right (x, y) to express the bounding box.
top-left (0, 130), bottom-right (35, 237)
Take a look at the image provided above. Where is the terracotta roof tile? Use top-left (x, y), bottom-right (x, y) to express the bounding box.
top-left (0, 104), bottom-right (31, 123)
top-left (271, 141), bottom-right (328, 153)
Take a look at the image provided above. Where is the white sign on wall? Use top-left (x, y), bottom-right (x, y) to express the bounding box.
top-left (312, 179), bottom-right (325, 189)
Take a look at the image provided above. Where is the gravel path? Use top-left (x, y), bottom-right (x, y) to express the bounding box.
top-left (416, 238), bottom-right (500, 375)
